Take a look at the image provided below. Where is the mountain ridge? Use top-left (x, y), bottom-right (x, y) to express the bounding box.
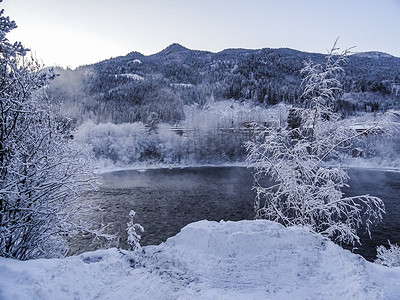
top-left (78, 44), bottom-right (399, 74)
top-left (91, 44), bottom-right (399, 66)
top-left (52, 43), bottom-right (400, 125)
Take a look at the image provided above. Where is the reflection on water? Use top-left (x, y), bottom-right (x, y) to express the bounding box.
top-left (69, 166), bottom-right (400, 262)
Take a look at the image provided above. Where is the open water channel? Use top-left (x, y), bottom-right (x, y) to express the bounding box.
top-left (69, 166), bottom-right (400, 262)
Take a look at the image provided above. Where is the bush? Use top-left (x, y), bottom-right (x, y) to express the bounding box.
top-left (375, 242), bottom-right (400, 267)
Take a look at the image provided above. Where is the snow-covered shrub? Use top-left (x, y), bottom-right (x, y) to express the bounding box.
top-left (246, 41), bottom-right (385, 245)
top-left (74, 121), bottom-right (183, 165)
top-left (74, 121), bottom-right (148, 164)
top-left (126, 210), bottom-right (144, 253)
top-left (375, 241), bottom-right (400, 267)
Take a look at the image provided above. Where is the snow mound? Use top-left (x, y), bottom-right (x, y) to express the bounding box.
top-left (1, 220), bottom-right (400, 299)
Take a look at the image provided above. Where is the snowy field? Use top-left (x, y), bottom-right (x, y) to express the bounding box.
top-left (1, 220), bottom-right (400, 299)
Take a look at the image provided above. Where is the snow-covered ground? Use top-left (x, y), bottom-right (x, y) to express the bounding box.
top-left (1, 220), bottom-right (399, 299)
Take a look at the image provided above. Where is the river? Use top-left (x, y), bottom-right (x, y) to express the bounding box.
top-left (69, 166), bottom-right (400, 262)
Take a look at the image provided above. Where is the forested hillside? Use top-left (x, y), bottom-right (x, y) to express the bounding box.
top-left (47, 43), bottom-right (400, 126)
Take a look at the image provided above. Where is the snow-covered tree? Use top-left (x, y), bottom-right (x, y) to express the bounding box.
top-left (246, 41), bottom-right (385, 245)
top-left (126, 210), bottom-right (144, 253)
top-left (0, 4), bottom-right (99, 260)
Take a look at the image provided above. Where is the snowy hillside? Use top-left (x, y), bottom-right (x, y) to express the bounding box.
top-left (47, 43), bottom-right (400, 126)
top-left (353, 51), bottom-right (395, 59)
top-left (1, 220), bottom-right (399, 299)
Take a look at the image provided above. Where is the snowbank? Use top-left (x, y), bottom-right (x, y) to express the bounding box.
top-left (1, 220), bottom-right (399, 299)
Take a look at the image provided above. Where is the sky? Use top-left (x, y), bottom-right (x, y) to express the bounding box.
top-left (2, 0), bottom-right (400, 68)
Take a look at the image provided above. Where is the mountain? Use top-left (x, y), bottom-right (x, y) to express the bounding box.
top-left (155, 43), bottom-right (191, 55)
top-left (49, 44), bottom-right (400, 125)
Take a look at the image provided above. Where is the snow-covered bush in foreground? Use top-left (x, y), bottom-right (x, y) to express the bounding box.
top-left (246, 41), bottom-right (385, 245)
top-left (1, 220), bottom-right (399, 299)
top-left (375, 241), bottom-right (400, 267)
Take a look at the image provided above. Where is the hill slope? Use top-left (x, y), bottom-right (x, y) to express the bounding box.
top-left (47, 44), bottom-right (400, 125)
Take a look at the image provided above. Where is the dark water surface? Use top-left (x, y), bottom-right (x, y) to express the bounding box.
top-left (343, 168), bottom-right (400, 261)
top-left (69, 166), bottom-right (400, 262)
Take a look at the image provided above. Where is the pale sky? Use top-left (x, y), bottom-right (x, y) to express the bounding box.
top-left (3, 0), bottom-right (400, 68)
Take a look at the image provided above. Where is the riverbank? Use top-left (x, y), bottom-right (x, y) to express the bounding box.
top-left (345, 156), bottom-right (400, 173)
top-left (97, 156), bottom-right (400, 175)
top-left (98, 161), bottom-right (248, 174)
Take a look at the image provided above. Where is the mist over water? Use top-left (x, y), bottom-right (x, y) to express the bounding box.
top-left (68, 167), bottom-right (255, 255)
top-left (69, 166), bottom-right (400, 262)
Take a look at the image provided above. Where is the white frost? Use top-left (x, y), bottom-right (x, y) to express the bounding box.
top-left (121, 73), bottom-right (144, 80)
top-left (114, 73), bottom-right (144, 80)
top-left (0, 220), bottom-right (399, 299)
top-left (171, 83), bottom-right (193, 88)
